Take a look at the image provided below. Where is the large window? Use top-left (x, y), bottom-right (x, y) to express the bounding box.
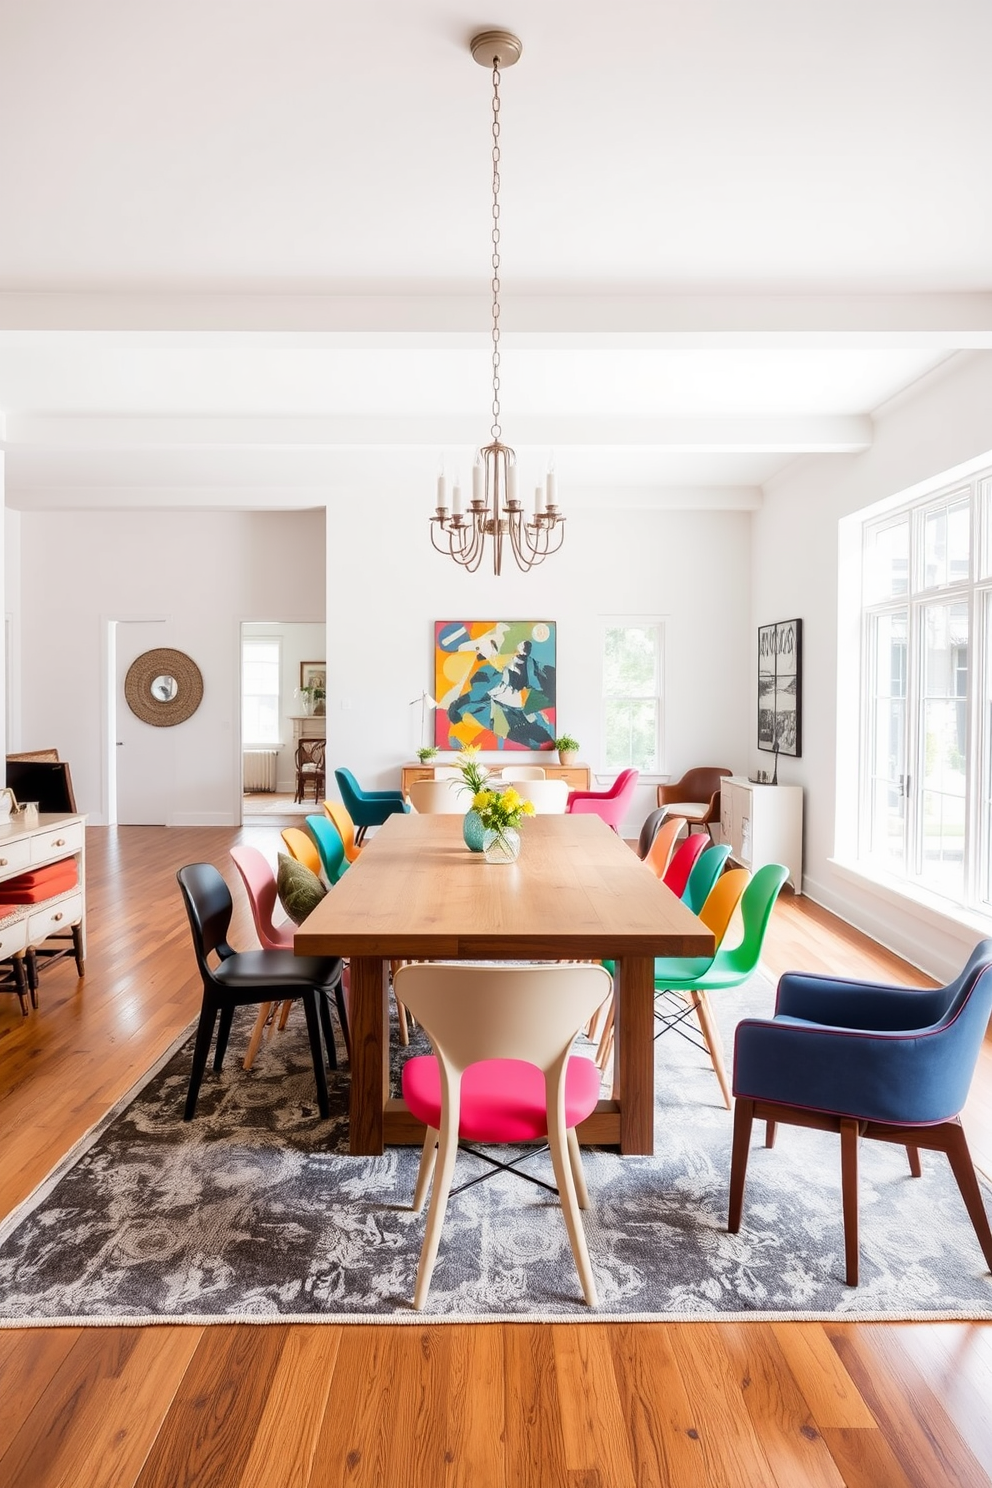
top-left (603, 621), bottom-right (664, 772)
top-left (860, 471), bottom-right (992, 913)
top-left (243, 637), bottom-right (281, 746)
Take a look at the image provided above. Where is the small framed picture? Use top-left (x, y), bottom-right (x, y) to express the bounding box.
top-left (300, 661), bottom-right (326, 693)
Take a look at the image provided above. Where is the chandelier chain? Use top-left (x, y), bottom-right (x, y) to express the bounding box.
top-left (490, 58), bottom-right (501, 443)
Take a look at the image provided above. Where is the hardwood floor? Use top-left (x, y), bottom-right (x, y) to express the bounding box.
top-left (0, 825), bottom-right (990, 1488)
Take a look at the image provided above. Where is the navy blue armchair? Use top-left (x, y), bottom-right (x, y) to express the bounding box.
top-left (334, 767), bottom-right (410, 845)
top-left (729, 938), bottom-right (992, 1285)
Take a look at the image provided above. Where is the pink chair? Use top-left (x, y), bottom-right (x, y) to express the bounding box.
top-left (395, 961), bottom-right (613, 1309)
top-left (565, 768), bottom-right (639, 832)
top-left (662, 833), bottom-right (709, 898)
top-left (230, 845), bottom-right (350, 1066)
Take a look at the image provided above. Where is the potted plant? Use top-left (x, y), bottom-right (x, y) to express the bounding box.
top-left (299, 683), bottom-right (326, 717)
top-left (454, 745), bottom-right (491, 850)
top-left (416, 745), bottom-right (439, 764)
top-left (472, 785), bottom-right (535, 863)
top-left (554, 734), bottom-right (580, 767)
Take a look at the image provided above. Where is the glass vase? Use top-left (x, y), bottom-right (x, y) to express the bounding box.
top-left (483, 826), bottom-right (521, 864)
top-left (463, 809), bottom-right (486, 853)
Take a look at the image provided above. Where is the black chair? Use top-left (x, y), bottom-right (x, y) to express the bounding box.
top-left (176, 862), bottom-right (344, 1121)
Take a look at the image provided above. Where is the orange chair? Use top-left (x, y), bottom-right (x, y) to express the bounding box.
top-left (642, 816), bottom-right (686, 879)
top-left (281, 826), bottom-right (322, 879)
top-left (323, 800), bottom-right (363, 863)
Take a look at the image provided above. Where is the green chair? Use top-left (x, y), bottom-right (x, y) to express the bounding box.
top-left (681, 842), bottom-right (731, 914)
top-left (651, 863), bottom-right (789, 1109)
top-left (306, 813), bottom-right (350, 886)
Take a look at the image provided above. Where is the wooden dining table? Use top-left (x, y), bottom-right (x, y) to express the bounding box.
top-left (295, 812), bottom-right (715, 1156)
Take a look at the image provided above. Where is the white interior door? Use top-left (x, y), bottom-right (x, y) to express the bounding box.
top-left (114, 621), bottom-right (174, 825)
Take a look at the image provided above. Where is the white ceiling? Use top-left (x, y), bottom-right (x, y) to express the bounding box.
top-left (1, 0), bottom-right (990, 510)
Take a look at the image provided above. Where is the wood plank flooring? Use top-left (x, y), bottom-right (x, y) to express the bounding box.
top-left (0, 825), bottom-right (990, 1488)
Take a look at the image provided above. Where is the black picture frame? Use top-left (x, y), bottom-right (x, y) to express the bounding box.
top-left (757, 618), bottom-right (802, 758)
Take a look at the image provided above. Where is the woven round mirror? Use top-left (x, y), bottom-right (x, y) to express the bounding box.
top-left (124, 648), bottom-right (203, 727)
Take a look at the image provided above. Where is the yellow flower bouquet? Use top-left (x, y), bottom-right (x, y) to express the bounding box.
top-left (472, 785), bottom-right (535, 863)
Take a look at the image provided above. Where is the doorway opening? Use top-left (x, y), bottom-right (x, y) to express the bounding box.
top-left (241, 620), bottom-right (326, 824)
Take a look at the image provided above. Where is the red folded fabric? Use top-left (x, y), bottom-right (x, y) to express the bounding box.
top-left (0, 861), bottom-right (78, 904)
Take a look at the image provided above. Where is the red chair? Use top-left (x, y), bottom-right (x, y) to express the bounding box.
top-left (662, 832), bottom-right (709, 898)
top-left (565, 768), bottom-right (639, 832)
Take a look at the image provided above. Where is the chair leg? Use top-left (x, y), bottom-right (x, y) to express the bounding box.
top-left (12, 954), bottom-right (30, 1016)
top-left (941, 1119), bottom-right (992, 1272)
top-left (840, 1117), bottom-right (860, 1286)
top-left (411, 1127), bottom-right (440, 1213)
top-left (71, 923), bottom-right (85, 976)
top-left (691, 990), bottom-right (732, 1110)
top-left (334, 981), bottom-right (351, 1061)
top-left (396, 999), bottom-right (410, 1046)
top-left (727, 1096), bottom-right (754, 1232)
top-left (277, 1000), bottom-right (293, 1030)
top-left (567, 1127), bottom-right (590, 1210)
top-left (243, 1002), bottom-right (274, 1070)
top-left (765, 1120), bottom-right (777, 1148)
top-left (299, 990), bottom-right (330, 1118)
top-left (184, 1002), bottom-right (218, 1120)
top-left (907, 1145), bottom-right (922, 1177)
top-left (317, 989), bottom-right (338, 1071)
top-left (547, 1104), bottom-right (598, 1305)
top-left (413, 1118), bottom-right (460, 1310)
top-left (214, 1007), bottom-right (235, 1071)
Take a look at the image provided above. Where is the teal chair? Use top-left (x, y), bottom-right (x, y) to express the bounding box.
top-left (651, 863), bottom-right (789, 1109)
top-left (334, 767), bottom-right (410, 845)
top-left (681, 842), bottom-right (731, 914)
top-left (306, 814), bottom-right (350, 886)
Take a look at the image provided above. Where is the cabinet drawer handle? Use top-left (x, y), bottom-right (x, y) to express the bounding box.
top-left (0, 858), bottom-right (7, 866)
top-left (53, 911), bottom-right (64, 922)
top-left (53, 838), bottom-right (67, 848)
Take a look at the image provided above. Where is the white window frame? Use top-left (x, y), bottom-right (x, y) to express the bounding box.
top-left (242, 634), bottom-right (283, 749)
top-left (601, 617), bottom-right (666, 777)
top-left (858, 465), bottom-right (992, 916)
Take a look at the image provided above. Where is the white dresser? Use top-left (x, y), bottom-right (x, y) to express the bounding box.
top-left (719, 777), bottom-right (803, 893)
top-left (0, 812), bottom-right (86, 1012)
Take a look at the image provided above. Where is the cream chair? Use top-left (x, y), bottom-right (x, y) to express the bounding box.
top-left (395, 962), bottom-right (612, 1309)
top-left (408, 778), bottom-right (467, 814)
top-left (499, 765), bottom-right (547, 781)
top-left (518, 778), bottom-right (569, 814)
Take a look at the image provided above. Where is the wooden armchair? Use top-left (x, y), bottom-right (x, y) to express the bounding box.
top-left (293, 739), bottom-right (326, 804)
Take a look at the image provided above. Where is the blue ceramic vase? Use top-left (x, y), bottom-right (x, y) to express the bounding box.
top-left (463, 809), bottom-right (486, 852)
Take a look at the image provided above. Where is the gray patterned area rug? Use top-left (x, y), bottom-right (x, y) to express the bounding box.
top-left (2, 972), bottom-right (991, 1325)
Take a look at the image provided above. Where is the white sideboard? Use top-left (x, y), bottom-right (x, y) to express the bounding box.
top-left (0, 811), bottom-right (86, 1013)
top-left (719, 776), bottom-right (803, 893)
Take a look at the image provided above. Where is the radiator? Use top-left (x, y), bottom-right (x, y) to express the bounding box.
top-left (243, 750), bottom-right (279, 792)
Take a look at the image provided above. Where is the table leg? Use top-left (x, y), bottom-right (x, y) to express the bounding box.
top-left (348, 956), bottom-right (390, 1155)
top-left (614, 954), bottom-right (655, 1155)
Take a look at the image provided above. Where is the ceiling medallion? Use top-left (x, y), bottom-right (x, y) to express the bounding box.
top-left (430, 31), bottom-right (565, 576)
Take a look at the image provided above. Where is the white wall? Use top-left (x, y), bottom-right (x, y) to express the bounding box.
top-left (752, 350), bottom-right (992, 978)
top-left (12, 495), bottom-right (753, 835)
top-left (320, 489), bottom-right (753, 837)
top-left (15, 507), bottom-right (325, 824)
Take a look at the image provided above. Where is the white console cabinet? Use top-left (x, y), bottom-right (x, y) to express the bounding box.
top-left (719, 777), bottom-right (803, 893)
top-left (0, 812), bottom-right (85, 1013)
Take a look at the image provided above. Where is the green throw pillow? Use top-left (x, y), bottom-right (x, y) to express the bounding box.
top-left (276, 851), bottom-right (327, 926)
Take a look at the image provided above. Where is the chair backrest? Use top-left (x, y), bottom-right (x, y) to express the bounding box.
top-left (334, 767), bottom-right (365, 812)
top-left (281, 826), bottom-right (322, 878)
top-left (323, 799), bottom-right (361, 861)
top-left (682, 842), bottom-right (732, 914)
top-left (394, 962), bottom-right (613, 1076)
top-left (229, 845), bottom-right (292, 951)
top-left (659, 766), bottom-right (731, 808)
top-left (306, 814), bottom-right (349, 883)
top-left (408, 778), bottom-right (466, 814)
top-left (715, 862), bottom-right (789, 977)
top-left (296, 739), bottom-right (325, 771)
top-left (917, 943), bottom-right (992, 1116)
top-left (500, 765), bottom-right (547, 781)
top-left (177, 863), bottom-right (235, 978)
top-left (518, 778), bottom-right (569, 814)
top-left (636, 806), bottom-right (669, 859)
top-left (698, 867), bottom-right (750, 947)
top-left (566, 768), bottom-right (639, 829)
top-left (642, 815), bottom-right (685, 879)
top-left (663, 832), bottom-right (709, 897)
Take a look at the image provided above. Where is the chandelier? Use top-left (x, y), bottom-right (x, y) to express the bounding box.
top-left (430, 30), bottom-right (565, 576)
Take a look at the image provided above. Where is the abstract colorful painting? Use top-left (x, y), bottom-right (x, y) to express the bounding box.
top-left (434, 621), bottom-right (557, 751)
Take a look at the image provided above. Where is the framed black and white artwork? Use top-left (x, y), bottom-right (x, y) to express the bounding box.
top-left (757, 618), bottom-right (803, 758)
